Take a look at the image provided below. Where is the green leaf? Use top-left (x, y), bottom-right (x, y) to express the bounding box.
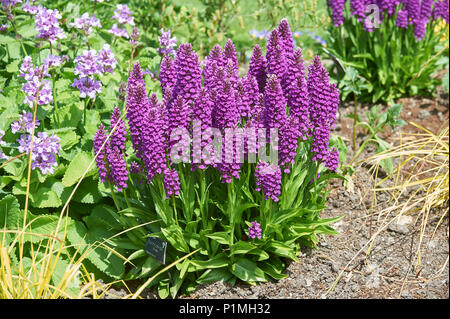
top-left (0, 194), bottom-right (22, 229)
top-left (196, 268), bottom-right (234, 285)
top-left (161, 225), bottom-right (190, 253)
top-left (62, 151), bottom-right (95, 187)
top-left (205, 231), bottom-right (230, 245)
top-left (66, 220), bottom-right (125, 279)
top-left (230, 258), bottom-right (268, 283)
top-left (259, 259), bottom-right (288, 280)
top-left (265, 241), bottom-right (298, 261)
top-left (72, 177), bottom-right (103, 204)
top-left (187, 253), bottom-right (229, 272)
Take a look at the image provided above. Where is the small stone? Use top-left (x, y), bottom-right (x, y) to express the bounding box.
top-left (418, 110), bottom-right (430, 119)
top-left (305, 278), bottom-right (313, 287)
top-left (388, 223), bottom-right (410, 235)
top-left (331, 262), bottom-right (340, 273)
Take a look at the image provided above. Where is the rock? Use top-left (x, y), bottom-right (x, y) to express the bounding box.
top-left (305, 278), bottom-right (313, 287)
top-left (418, 110), bottom-right (430, 119)
top-left (351, 283), bottom-right (360, 292)
top-left (388, 222), bottom-right (410, 235)
top-left (331, 262), bottom-right (340, 273)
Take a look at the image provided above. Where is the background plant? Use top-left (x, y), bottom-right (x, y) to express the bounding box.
top-left (326, 0), bottom-right (449, 103)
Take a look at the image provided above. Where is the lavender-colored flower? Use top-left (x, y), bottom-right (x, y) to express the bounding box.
top-left (172, 43), bottom-right (202, 107)
top-left (192, 88), bottom-right (214, 169)
top-left (43, 54), bottom-right (64, 69)
top-left (108, 23), bottom-right (129, 38)
top-left (163, 167), bottom-right (181, 198)
top-left (237, 74), bottom-right (259, 120)
top-left (158, 28), bottom-right (177, 56)
top-left (97, 44), bottom-right (117, 74)
top-left (248, 221), bottom-right (262, 239)
top-left (167, 95), bottom-right (190, 151)
top-left (72, 76), bottom-right (102, 99)
top-left (31, 131), bottom-right (60, 175)
top-left (22, 77), bottom-right (53, 107)
top-left (17, 131), bottom-right (61, 175)
top-left (19, 56), bottom-right (49, 81)
top-left (327, 0), bottom-right (346, 26)
top-left (34, 5), bottom-right (66, 43)
top-left (111, 4), bottom-right (134, 26)
top-left (11, 110), bottom-right (39, 134)
top-left (22, 1), bottom-right (38, 15)
top-left (70, 13), bottom-right (101, 36)
top-left (130, 27), bottom-right (139, 46)
top-left (0, 24), bottom-right (7, 32)
top-left (248, 44), bottom-right (267, 93)
top-left (74, 49), bottom-right (101, 77)
top-left (255, 162), bottom-right (282, 201)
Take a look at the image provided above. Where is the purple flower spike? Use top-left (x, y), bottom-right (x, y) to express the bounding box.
top-left (262, 74), bottom-right (287, 130)
top-left (248, 221), bottom-right (262, 239)
top-left (110, 106), bottom-right (127, 151)
top-left (327, 0), bottom-right (346, 26)
top-left (172, 43), bottom-right (202, 107)
top-left (266, 29), bottom-right (288, 91)
top-left (107, 145), bottom-right (128, 191)
top-left (159, 54), bottom-right (177, 95)
top-left (277, 18), bottom-right (295, 61)
top-left (255, 162), bottom-right (282, 202)
top-left (34, 5), bottom-right (66, 43)
top-left (163, 167), bottom-right (181, 198)
top-left (248, 44), bottom-right (267, 93)
top-left (285, 48), bottom-right (310, 138)
top-left (94, 124), bottom-right (110, 183)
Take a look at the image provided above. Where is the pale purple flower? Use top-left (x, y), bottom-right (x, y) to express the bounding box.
top-left (97, 44), bottom-right (117, 74)
top-left (70, 12), bottom-right (101, 35)
top-left (74, 49), bottom-right (101, 77)
top-left (31, 131), bottom-right (61, 175)
top-left (158, 28), bottom-right (177, 56)
top-left (108, 23), bottom-right (129, 38)
top-left (111, 4), bottom-right (134, 26)
top-left (72, 76), bottom-right (102, 99)
top-left (11, 110), bottom-right (39, 134)
top-left (0, 24), bottom-right (7, 32)
top-left (22, 1), bottom-right (39, 15)
top-left (43, 54), bottom-right (65, 69)
top-left (22, 77), bottom-right (53, 107)
top-left (34, 5), bottom-right (66, 43)
top-left (130, 27), bottom-right (139, 46)
top-left (19, 56), bottom-right (49, 81)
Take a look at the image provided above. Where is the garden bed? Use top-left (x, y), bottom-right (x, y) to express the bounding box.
top-left (99, 92), bottom-right (449, 299)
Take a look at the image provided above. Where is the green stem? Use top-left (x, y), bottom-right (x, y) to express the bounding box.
top-left (122, 188), bottom-right (131, 208)
top-left (172, 195), bottom-right (179, 226)
top-left (109, 182), bottom-right (120, 211)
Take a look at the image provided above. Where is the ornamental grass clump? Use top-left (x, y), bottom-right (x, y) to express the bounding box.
top-left (93, 19), bottom-right (344, 298)
top-left (326, 0), bottom-right (449, 103)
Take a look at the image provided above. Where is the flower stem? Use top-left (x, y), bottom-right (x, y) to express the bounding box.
top-left (109, 182), bottom-right (120, 211)
top-left (352, 93), bottom-right (358, 151)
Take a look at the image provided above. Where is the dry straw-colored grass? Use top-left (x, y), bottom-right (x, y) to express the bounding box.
top-left (324, 121), bottom-right (448, 298)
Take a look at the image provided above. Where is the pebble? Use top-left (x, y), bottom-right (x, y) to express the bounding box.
top-left (388, 223), bottom-right (410, 235)
top-left (331, 262), bottom-right (340, 273)
top-left (418, 110), bottom-right (430, 119)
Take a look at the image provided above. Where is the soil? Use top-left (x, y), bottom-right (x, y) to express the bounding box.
top-left (100, 87), bottom-right (449, 300)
